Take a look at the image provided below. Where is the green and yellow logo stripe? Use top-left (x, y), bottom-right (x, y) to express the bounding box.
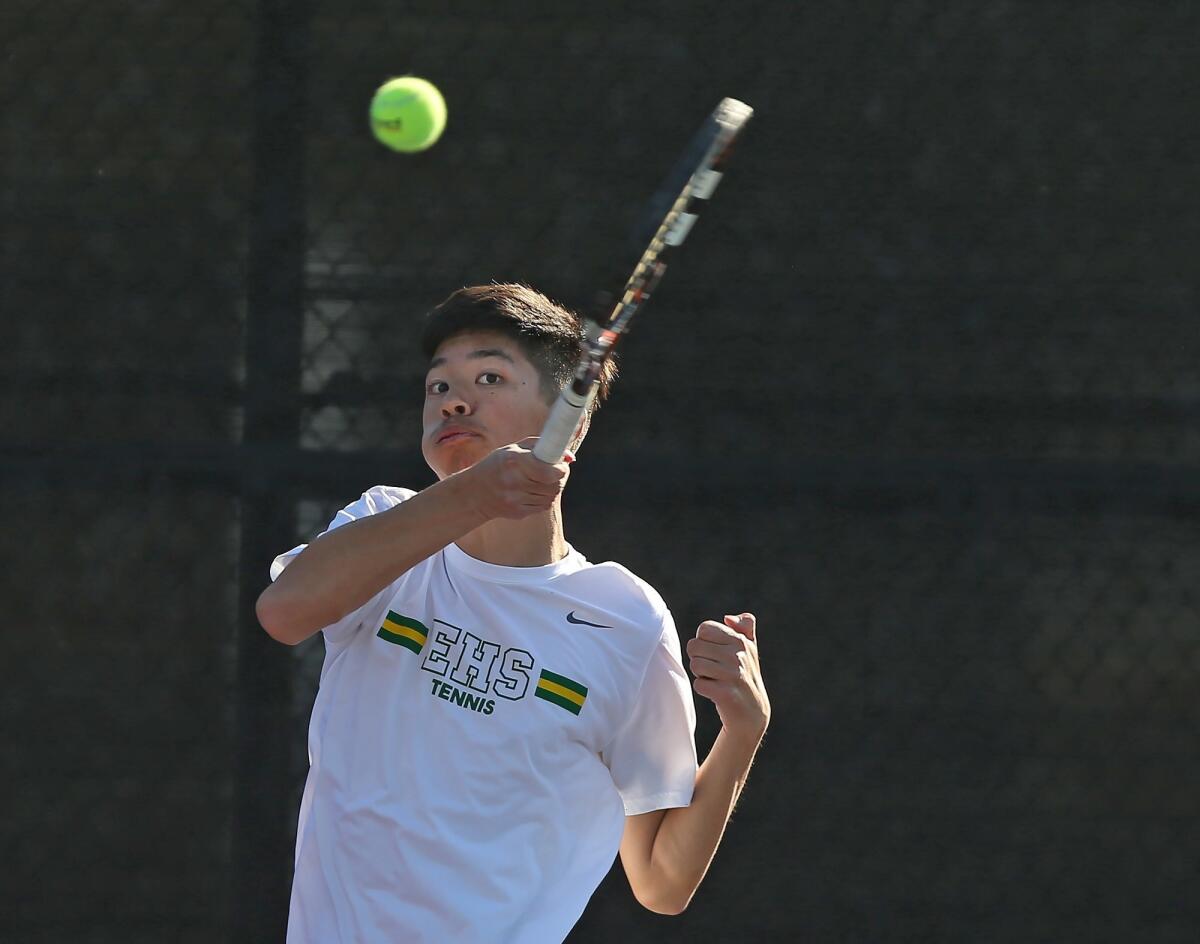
top-left (535, 669), bottom-right (588, 715)
top-left (376, 611), bottom-right (428, 654)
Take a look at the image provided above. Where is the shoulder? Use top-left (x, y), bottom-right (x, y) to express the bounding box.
top-left (562, 559), bottom-right (671, 633)
top-left (332, 484), bottom-right (416, 525)
top-left (590, 561), bottom-right (668, 616)
top-left (269, 485), bottom-right (418, 582)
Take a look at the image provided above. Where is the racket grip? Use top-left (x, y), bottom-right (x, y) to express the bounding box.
top-left (533, 383), bottom-right (597, 463)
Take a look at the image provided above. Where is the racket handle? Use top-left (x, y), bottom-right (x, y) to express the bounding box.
top-left (533, 382), bottom-right (598, 463)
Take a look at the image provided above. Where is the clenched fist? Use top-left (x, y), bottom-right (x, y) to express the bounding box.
top-left (462, 438), bottom-right (573, 521)
top-left (687, 613), bottom-right (770, 745)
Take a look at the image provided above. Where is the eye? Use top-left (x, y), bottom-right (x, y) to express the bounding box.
top-left (425, 379), bottom-right (448, 395)
top-left (478, 371), bottom-right (503, 386)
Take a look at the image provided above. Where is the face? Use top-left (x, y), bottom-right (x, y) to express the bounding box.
top-left (422, 331), bottom-right (552, 479)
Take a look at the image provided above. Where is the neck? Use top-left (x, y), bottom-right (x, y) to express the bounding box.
top-left (455, 502), bottom-right (568, 567)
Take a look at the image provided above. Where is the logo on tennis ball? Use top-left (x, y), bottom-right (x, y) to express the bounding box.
top-left (369, 77), bottom-right (446, 153)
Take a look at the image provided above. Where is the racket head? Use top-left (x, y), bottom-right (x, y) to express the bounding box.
top-left (630, 97), bottom-right (754, 255)
top-left (604, 97), bottom-right (754, 339)
top-left (533, 98), bottom-right (753, 463)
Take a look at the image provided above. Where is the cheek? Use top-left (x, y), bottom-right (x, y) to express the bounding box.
top-left (421, 400), bottom-right (439, 428)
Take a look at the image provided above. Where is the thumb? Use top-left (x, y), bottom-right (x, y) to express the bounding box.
top-left (519, 436), bottom-right (575, 464)
top-left (724, 612), bottom-right (756, 641)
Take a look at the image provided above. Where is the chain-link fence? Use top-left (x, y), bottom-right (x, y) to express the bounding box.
top-left (5, 1), bottom-right (1199, 941)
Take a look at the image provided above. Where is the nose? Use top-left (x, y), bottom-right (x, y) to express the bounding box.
top-left (441, 390), bottom-right (471, 417)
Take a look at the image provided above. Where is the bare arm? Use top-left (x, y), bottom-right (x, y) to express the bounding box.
top-left (256, 442), bottom-right (570, 645)
top-left (619, 613), bottom-right (769, 914)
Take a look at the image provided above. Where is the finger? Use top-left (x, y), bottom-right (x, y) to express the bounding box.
top-left (517, 485), bottom-right (561, 503)
top-left (518, 480), bottom-right (562, 499)
top-left (519, 457), bottom-right (564, 480)
top-left (502, 489), bottom-right (553, 510)
top-left (689, 656), bottom-right (740, 681)
top-left (515, 499), bottom-right (556, 516)
top-left (517, 436), bottom-right (577, 466)
top-left (521, 460), bottom-right (569, 485)
top-left (723, 612), bottom-right (757, 642)
top-left (696, 619), bottom-right (741, 644)
top-left (686, 638), bottom-right (735, 663)
top-left (517, 465), bottom-right (568, 489)
top-left (692, 676), bottom-right (730, 703)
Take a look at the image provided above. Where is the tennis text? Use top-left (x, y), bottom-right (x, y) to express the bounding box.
top-left (429, 677), bottom-right (495, 715)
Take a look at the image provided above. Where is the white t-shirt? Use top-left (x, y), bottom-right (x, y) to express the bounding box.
top-left (271, 485), bottom-right (698, 944)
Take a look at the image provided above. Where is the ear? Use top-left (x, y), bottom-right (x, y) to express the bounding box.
top-left (568, 411), bottom-right (591, 453)
top-left (567, 382), bottom-right (600, 453)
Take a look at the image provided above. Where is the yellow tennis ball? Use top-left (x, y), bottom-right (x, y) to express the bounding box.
top-left (369, 76), bottom-right (446, 153)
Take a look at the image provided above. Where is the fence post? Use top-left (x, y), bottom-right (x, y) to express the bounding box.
top-left (232, 0), bottom-right (309, 939)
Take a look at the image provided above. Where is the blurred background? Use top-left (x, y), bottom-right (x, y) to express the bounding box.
top-left (4, 0), bottom-right (1198, 941)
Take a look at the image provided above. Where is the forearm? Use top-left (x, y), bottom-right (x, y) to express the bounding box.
top-left (644, 726), bottom-right (764, 912)
top-left (257, 472), bottom-right (486, 644)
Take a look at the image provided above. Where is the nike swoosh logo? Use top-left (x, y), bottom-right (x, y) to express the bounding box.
top-left (566, 611), bottom-right (612, 629)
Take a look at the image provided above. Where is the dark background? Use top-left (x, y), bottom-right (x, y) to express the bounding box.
top-left (4, 0), bottom-right (1198, 941)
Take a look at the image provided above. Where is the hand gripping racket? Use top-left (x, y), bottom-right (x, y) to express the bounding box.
top-left (532, 97), bottom-right (754, 463)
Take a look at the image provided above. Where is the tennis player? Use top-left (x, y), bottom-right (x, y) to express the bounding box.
top-left (257, 284), bottom-right (770, 942)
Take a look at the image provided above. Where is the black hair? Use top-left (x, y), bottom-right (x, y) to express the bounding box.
top-left (421, 283), bottom-right (617, 406)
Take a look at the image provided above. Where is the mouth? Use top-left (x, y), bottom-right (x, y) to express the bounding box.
top-left (436, 428), bottom-right (480, 445)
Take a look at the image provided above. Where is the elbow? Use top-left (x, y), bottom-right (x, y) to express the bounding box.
top-left (255, 586), bottom-right (310, 646)
top-left (639, 897), bottom-right (690, 917)
top-left (633, 883), bottom-right (694, 917)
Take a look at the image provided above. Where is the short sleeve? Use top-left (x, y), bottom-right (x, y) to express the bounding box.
top-left (601, 612), bottom-right (699, 816)
top-left (269, 485), bottom-right (415, 646)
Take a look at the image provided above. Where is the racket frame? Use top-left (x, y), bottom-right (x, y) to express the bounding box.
top-left (532, 97), bottom-right (753, 463)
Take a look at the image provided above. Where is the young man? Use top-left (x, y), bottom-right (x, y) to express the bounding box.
top-left (257, 284), bottom-right (770, 942)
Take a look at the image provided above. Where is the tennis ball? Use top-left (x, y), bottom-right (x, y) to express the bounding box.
top-left (369, 76), bottom-right (446, 153)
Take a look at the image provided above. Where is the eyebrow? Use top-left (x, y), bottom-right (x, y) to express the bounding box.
top-left (428, 348), bottom-right (516, 369)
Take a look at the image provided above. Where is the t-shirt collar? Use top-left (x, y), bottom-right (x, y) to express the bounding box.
top-left (445, 540), bottom-right (585, 585)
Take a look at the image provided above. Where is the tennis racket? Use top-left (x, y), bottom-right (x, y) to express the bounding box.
top-left (532, 97), bottom-right (754, 463)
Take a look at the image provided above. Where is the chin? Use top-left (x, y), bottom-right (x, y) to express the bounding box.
top-left (427, 443), bottom-right (484, 479)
